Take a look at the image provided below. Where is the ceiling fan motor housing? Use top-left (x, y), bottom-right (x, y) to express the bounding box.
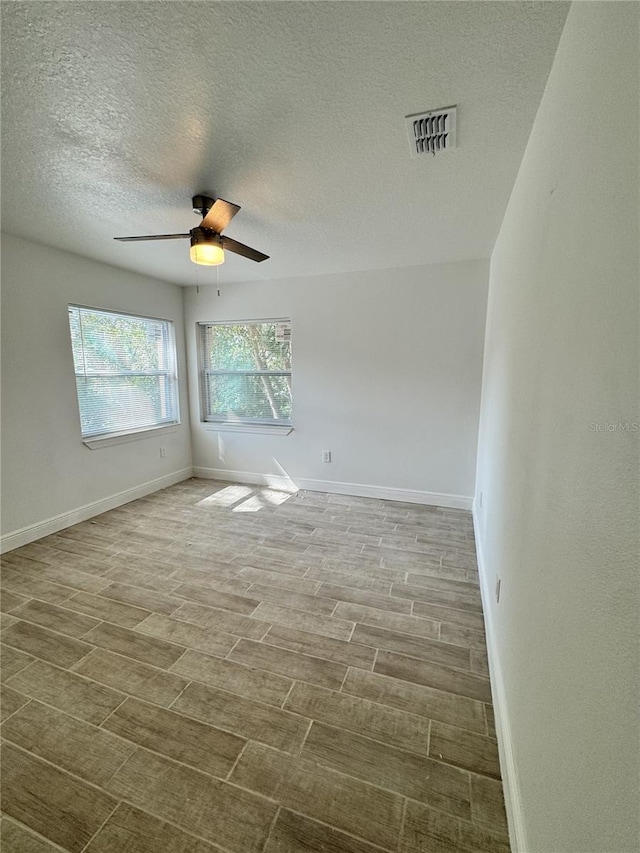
top-left (192, 195), bottom-right (215, 218)
top-left (190, 226), bottom-right (222, 246)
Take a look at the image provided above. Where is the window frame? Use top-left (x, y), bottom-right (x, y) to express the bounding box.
top-left (68, 304), bottom-right (180, 447)
top-left (198, 318), bottom-right (293, 431)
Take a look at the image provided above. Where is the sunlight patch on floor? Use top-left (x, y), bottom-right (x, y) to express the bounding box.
top-left (197, 485), bottom-right (254, 507)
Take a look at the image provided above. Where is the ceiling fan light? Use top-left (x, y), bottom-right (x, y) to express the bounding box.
top-left (190, 239), bottom-right (224, 266)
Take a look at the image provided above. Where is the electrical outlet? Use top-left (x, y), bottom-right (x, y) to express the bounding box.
top-left (495, 576), bottom-right (501, 604)
top-left (160, 447), bottom-right (166, 458)
top-left (322, 451), bottom-right (332, 463)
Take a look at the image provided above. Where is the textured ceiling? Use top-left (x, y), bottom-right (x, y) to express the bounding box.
top-left (1, 1), bottom-right (568, 286)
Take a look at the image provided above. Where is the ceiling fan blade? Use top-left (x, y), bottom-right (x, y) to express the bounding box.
top-left (114, 233), bottom-right (190, 242)
top-left (221, 236), bottom-right (269, 263)
top-left (200, 199), bottom-right (241, 234)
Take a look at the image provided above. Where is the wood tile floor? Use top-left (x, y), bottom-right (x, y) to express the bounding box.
top-left (0, 478), bottom-right (510, 853)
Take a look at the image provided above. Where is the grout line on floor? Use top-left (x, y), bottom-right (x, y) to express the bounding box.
top-left (4, 738), bottom-right (127, 801)
top-left (279, 680), bottom-right (296, 710)
top-left (97, 692), bottom-right (131, 729)
top-left (223, 636), bottom-right (242, 659)
top-left (0, 695), bottom-right (34, 725)
top-left (167, 678), bottom-right (193, 710)
top-left (260, 804), bottom-right (282, 852)
top-left (224, 739), bottom-right (250, 782)
top-left (337, 666), bottom-right (351, 693)
top-left (398, 796), bottom-right (409, 851)
top-left (372, 648), bottom-right (380, 671)
top-left (295, 719), bottom-right (314, 758)
top-left (279, 807), bottom-right (397, 853)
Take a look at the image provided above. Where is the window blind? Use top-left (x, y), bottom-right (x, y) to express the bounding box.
top-left (68, 305), bottom-right (179, 438)
top-left (199, 321), bottom-right (292, 425)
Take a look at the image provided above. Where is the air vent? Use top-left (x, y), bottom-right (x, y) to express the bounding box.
top-left (405, 106), bottom-right (457, 157)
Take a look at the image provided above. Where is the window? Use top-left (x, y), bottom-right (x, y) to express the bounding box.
top-left (199, 320), bottom-right (292, 426)
top-left (69, 305), bottom-right (179, 440)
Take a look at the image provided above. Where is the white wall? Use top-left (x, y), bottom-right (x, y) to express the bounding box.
top-left (184, 260), bottom-right (488, 505)
top-left (475, 4), bottom-right (639, 852)
top-left (1, 234), bottom-right (192, 547)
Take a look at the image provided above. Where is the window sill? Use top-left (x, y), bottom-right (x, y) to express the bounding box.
top-left (83, 424), bottom-right (179, 450)
top-left (203, 423), bottom-right (293, 436)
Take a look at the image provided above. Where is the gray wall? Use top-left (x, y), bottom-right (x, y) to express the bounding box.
top-left (184, 260), bottom-right (488, 504)
top-left (1, 234), bottom-right (193, 545)
top-left (475, 4), bottom-right (639, 851)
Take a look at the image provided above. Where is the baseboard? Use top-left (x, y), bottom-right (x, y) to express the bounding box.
top-left (473, 501), bottom-right (526, 853)
top-left (2, 467), bottom-right (469, 553)
top-left (0, 468), bottom-right (193, 554)
top-left (193, 467), bottom-right (472, 509)
top-left (192, 466), bottom-right (299, 493)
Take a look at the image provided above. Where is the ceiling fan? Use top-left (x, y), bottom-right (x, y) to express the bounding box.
top-left (114, 195), bottom-right (269, 266)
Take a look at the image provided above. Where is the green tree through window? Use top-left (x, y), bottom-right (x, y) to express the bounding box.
top-left (200, 321), bottom-right (292, 424)
top-left (69, 306), bottom-right (179, 438)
